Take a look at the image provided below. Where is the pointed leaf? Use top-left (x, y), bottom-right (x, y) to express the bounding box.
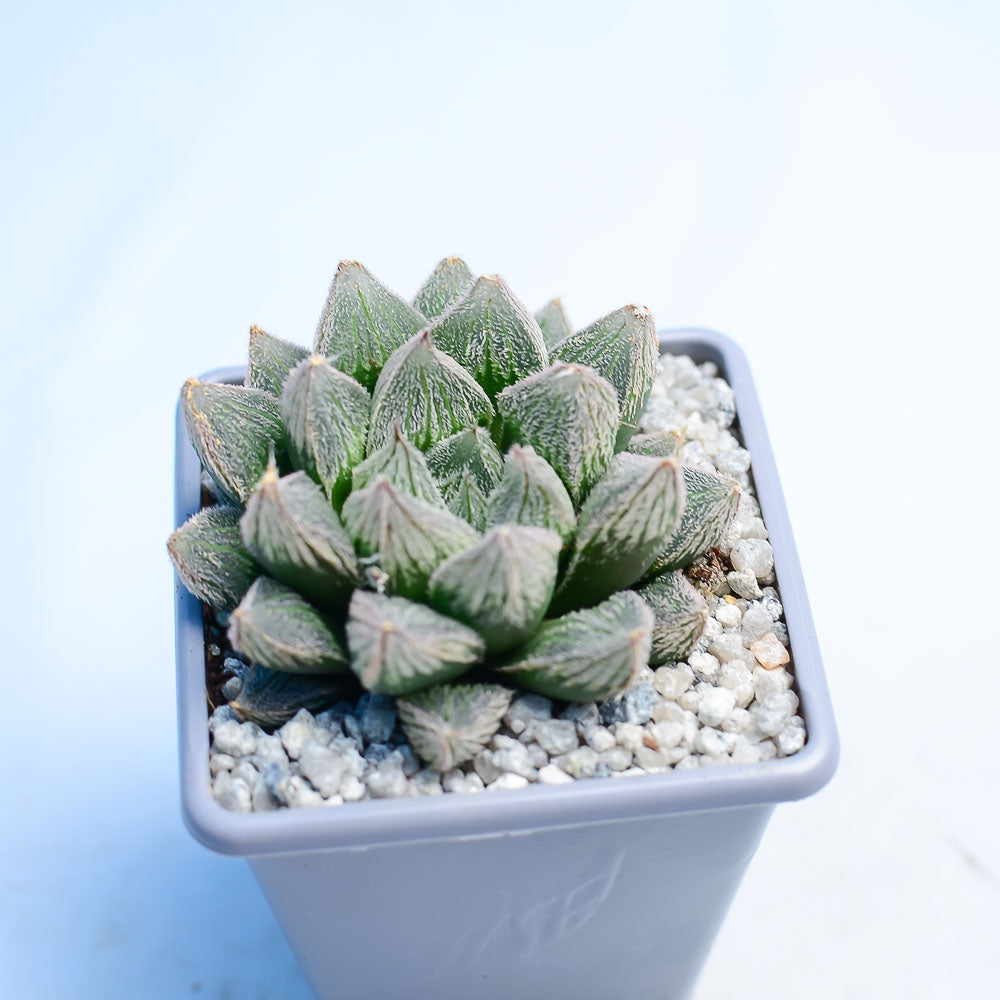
top-left (485, 444), bottom-right (576, 544)
top-left (346, 591), bottom-right (484, 695)
top-left (550, 453), bottom-right (686, 614)
top-left (228, 577), bottom-right (349, 674)
top-left (341, 478), bottom-right (480, 601)
top-left (649, 467), bottom-right (741, 573)
top-left (181, 379), bottom-right (286, 506)
top-left (429, 526), bottom-right (561, 653)
top-left (240, 468), bottom-right (360, 607)
top-left (246, 325), bottom-right (309, 395)
top-left (628, 429), bottom-right (682, 458)
top-left (534, 298), bottom-right (572, 350)
top-left (280, 356), bottom-right (370, 508)
top-left (167, 506), bottom-right (258, 611)
top-left (352, 423), bottom-right (444, 505)
top-left (229, 663), bottom-right (350, 730)
top-left (638, 571), bottom-right (708, 665)
top-left (397, 683), bottom-right (513, 772)
top-left (552, 304), bottom-right (658, 449)
top-left (314, 260), bottom-right (426, 390)
top-left (367, 330), bottom-right (494, 451)
top-left (426, 427), bottom-right (503, 528)
top-left (496, 362), bottom-right (618, 506)
top-left (495, 592), bottom-right (654, 702)
top-left (413, 256), bottom-right (475, 319)
top-left (429, 275), bottom-right (548, 400)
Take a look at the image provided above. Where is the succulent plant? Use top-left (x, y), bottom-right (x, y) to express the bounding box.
top-left (169, 256), bottom-right (741, 772)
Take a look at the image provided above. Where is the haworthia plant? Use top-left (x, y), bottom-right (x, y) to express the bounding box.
top-left (485, 444), bottom-right (576, 544)
top-left (171, 256), bottom-right (748, 770)
top-left (351, 423), bottom-right (445, 505)
top-left (167, 505), bottom-right (258, 611)
top-left (180, 379), bottom-right (285, 506)
top-left (648, 467), bottom-right (741, 575)
top-left (496, 362), bottom-right (618, 506)
top-left (228, 663), bottom-right (349, 728)
top-left (314, 260), bottom-right (426, 391)
top-left (534, 298), bottom-right (572, 350)
top-left (341, 478), bottom-right (479, 601)
top-left (240, 467), bottom-right (360, 608)
top-left (552, 304), bottom-right (658, 450)
top-left (228, 577), bottom-right (349, 674)
top-left (628, 429), bottom-right (683, 458)
top-left (367, 330), bottom-right (493, 452)
top-left (550, 453), bottom-right (686, 614)
top-left (429, 275), bottom-right (548, 401)
top-left (495, 591), bottom-right (654, 702)
top-left (346, 590), bottom-right (485, 695)
top-left (412, 256), bottom-right (475, 319)
top-left (637, 571), bottom-right (709, 665)
top-left (426, 426), bottom-right (504, 531)
top-left (246, 325), bottom-right (310, 395)
top-left (280, 356), bottom-right (370, 509)
top-left (429, 526), bottom-right (562, 653)
top-left (396, 683), bottom-right (513, 772)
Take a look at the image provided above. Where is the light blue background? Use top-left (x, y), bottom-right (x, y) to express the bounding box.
top-left (2, 2), bottom-right (998, 997)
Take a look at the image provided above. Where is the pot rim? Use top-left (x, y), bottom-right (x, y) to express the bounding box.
top-left (174, 328), bottom-right (838, 856)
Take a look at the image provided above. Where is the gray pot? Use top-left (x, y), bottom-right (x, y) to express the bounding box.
top-left (173, 329), bottom-right (838, 1000)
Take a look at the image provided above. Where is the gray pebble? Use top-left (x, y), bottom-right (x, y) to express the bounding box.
top-left (559, 701), bottom-right (601, 731)
top-left (357, 693), bottom-right (397, 744)
top-left (503, 693), bottom-right (553, 734)
top-left (364, 743), bottom-right (394, 765)
top-left (600, 682), bottom-right (659, 725)
top-left (727, 568), bottom-right (763, 599)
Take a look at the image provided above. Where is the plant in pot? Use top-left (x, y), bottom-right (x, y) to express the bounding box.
top-left (170, 257), bottom-right (838, 1000)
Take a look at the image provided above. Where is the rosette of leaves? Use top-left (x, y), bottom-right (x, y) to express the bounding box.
top-left (169, 256), bottom-right (743, 774)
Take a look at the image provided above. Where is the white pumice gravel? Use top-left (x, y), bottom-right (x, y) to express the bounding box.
top-left (208, 352), bottom-right (807, 811)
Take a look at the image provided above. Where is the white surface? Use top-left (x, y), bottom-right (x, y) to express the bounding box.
top-left (2, 2), bottom-right (998, 997)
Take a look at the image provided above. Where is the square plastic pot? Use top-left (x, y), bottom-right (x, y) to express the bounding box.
top-left (173, 329), bottom-right (838, 1000)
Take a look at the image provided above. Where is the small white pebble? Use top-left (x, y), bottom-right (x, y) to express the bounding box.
top-left (718, 662), bottom-right (755, 707)
top-left (613, 723), bottom-right (645, 753)
top-left (706, 634), bottom-right (745, 664)
top-left (538, 763), bottom-right (574, 785)
top-left (407, 769), bottom-right (444, 796)
top-left (730, 538), bottom-right (775, 579)
top-left (653, 661), bottom-right (696, 698)
top-left (600, 746), bottom-right (633, 771)
top-left (698, 687), bottom-right (737, 727)
top-left (531, 719), bottom-right (579, 756)
top-left (488, 773), bottom-right (530, 792)
top-left (715, 602), bottom-right (742, 628)
top-left (727, 569), bottom-right (763, 599)
top-left (278, 710), bottom-right (324, 760)
top-left (754, 665), bottom-right (793, 699)
top-left (298, 742), bottom-right (346, 798)
top-left (694, 727), bottom-right (730, 757)
top-left (583, 725), bottom-right (616, 752)
top-left (212, 720), bottom-right (257, 758)
top-left (741, 604), bottom-right (774, 645)
top-left (213, 772), bottom-right (252, 813)
top-left (553, 746), bottom-right (600, 778)
top-left (210, 753), bottom-right (235, 774)
top-left (634, 746), bottom-right (669, 771)
top-left (339, 774), bottom-right (366, 802)
top-left (503, 694), bottom-right (552, 734)
top-left (776, 720), bottom-right (807, 756)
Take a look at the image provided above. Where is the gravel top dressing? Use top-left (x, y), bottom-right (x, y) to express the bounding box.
top-left (206, 352), bottom-right (804, 812)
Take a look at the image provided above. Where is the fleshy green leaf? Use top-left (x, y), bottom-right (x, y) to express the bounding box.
top-left (345, 591), bottom-right (485, 695)
top-left (637, 571), bottom-right (709, 665)
top-left (429, 526), bottom-right (562, 653)
top-left (352, 423), bottom-right (445, 505)
top-left (367, 330), bottom-right (494, 452)
top-left (341, 478), bottom-right (480, 601)
top-left (484, 444), bottom-right (576, 544)
top-left (648, 467), bottom-right (741, 574)
top-left (240, 467), bottom-right (360, 607)
top-left (229, 663), bottom-right (350, 730)
top-left (496, 362), bottom-right (618, 507)
top-left (313, 260), bottom-right (427, 391)
top-left (396, 683), bottom-right (513, 772)
top-left (549, 453), bottom-right (686, 614)
top-left (628, 429), bottom-right (682, 458)
top-left (228, 577), bottom-right (349, 674)
top-left (280, 356), bottom-right (370, 509)
top-left (426, 427), bottom-right (503, 529)
top-left (167, 506), bottom-right (258, 611)
top-left (429, 275), bottom-right (548, 400)
top-left (413, 256), bottom-right (475, 319)
top-left (534, 298), bottom-right (572, 350)
top-left (495, 592), bottom-right (654, 702)
top-left (181, 379), bottom-right (286, 506)
top-left (246, 325), bottom-right (309, 395)
top-left (552, 304), bottom-right (658, 450)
